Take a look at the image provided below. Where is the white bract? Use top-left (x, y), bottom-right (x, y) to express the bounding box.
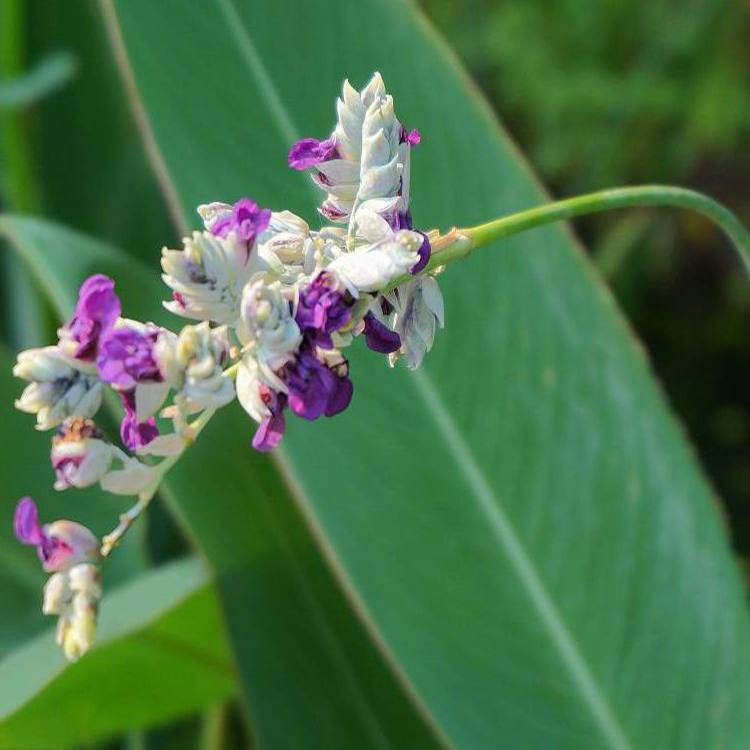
top-left (14, 347), bottom-right (103, 430)
top-left (156, 322), bottom-right (234, 410)
top-left (162, 230), bottom-right (261, 324)
top-left (52, 426), bottom-right (114, 491)
top-left (44, 563), bottom-right (102, 661)
top-left (237, 277), bottom-right (301, 374)
top-left (387, 275), bottom-right (445, 369)
top-left (313, 73), bottom-right (388, 223)
top-left (328, 210), bottom-right (421, 294)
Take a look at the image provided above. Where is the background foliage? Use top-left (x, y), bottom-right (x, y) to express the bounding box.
top-left (1, 0), bottom-right (749, 748)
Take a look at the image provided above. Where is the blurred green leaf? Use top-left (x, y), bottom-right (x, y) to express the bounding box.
top-left (1, 214), bottom-right (444, 748)
top-left (0, 50), bottom-right (77, 110)
top-left (103, 1), bottom-right (750, 747)
top-left (20, 0), bottom-right (174, 260)
top-left (0, 556), bottom-right (234, 750)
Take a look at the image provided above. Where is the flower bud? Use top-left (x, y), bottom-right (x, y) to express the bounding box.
top-left (51, 417), bottom-right (114, 490)
top-left (199, 197), bottom-right (271, 246)
top-left (54, 562), bottom-right (101, 661)
top-left (295, 271), bottom-right (353, 349)
top-left (14, 347), bottom-right (103, 430)
top-left (155, 322), bottom-right (234, 410)
top-left (238, 277), bottom-right (302, 371)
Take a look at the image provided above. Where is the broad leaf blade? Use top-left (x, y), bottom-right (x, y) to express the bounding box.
top-left (106, 1), bottom-right (750, 748)
top-left (2, 215), bottom-right (445, 749)
top-left (0, 556), bottom-right (234, 750)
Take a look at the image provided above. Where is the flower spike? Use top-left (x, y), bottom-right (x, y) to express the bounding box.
top-left (10, 71), bottom-right (451, 661)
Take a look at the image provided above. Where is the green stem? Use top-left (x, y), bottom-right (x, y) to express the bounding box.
top-left (100, 407), bottom-right (216, 557)
top-left (405, 186), bottom-right (750, 284)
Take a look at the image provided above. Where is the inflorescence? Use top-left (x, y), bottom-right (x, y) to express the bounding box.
top-left (10, 73), bottom-right (446, 660)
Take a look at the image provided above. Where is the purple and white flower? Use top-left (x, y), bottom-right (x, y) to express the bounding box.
top-left (14, 497), bottom-right (99, 573)
top-left (200, 197), bottom-right (271, 245)
top-left (58, 274), bottom-right (121, 363)
top-left (284, 344), bottom-right (352, 420)
top-left (45, 562), bottom-right (101, 661)
top-left (51, 417), bottom-right (114, 491)
top-left (237, 277), bottom-right (302, 376)
top-left (289, 73), bottom-right (388, 224)
top-left (161, 230), bottom-right (259, 325)
top-left (295, 271), bottom-right (353, 349)
top-left (14, 346), bottom-right (103, 430)
top-left (96, 322), bottom-right (169, 451)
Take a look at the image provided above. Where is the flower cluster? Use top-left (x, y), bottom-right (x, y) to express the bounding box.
top-left (10, 72), bottom-right (445, 661)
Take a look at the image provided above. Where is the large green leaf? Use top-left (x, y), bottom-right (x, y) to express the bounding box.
top-left (1, 214), bottom-right (444, 748)
top-left (0, 556), bottom-right (234, 750)
top-left (103, 1), bottom-right (750, 748)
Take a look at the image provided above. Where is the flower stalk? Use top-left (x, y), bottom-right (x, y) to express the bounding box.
top-left (397, 186), bottom-right (750, 288)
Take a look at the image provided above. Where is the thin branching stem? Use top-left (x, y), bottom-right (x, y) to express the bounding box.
top-left (388, 186), bottom-right (750, 290)
top-left (100, 407), bottom-right (216, 556)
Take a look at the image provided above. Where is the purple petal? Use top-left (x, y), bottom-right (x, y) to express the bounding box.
top-left (252, 411), bottom-right (286, 451)
top-left (97, 326), bottom-right (161, 391)
top-left (14, 497), bottom-right (42, 545)
top-left (363, 313), bottom-right (401, 354)
top-left (120, 392), bottom-right (159, 451)
top-left (401, 127), bottom-right (421, 146)
top-left (288, 137), bottom-right (338, 170)
top-left (295, 271), bottom-right (352, 349)
top-left (410, 231), bottom-right (431, 274)
top-left (210, 197), bottom-right (271, 245)
top-left (325, 376), bottom-right (353, 417)
top-left (64, 274), bottom-right (121, 361)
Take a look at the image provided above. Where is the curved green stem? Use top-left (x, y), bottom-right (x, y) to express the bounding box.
top-left (413, 186), bottom-right (750, 281)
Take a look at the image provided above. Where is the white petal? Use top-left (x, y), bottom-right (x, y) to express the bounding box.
top-left (135, 381), bottom-right (170, 423)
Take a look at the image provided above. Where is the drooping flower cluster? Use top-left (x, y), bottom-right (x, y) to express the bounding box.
top-left (14, 498), bottom-right (101, 660)
top-left (10, 72), bottom-right (445, 661)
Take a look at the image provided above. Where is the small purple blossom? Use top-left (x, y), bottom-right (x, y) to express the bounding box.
top-left (401, 127), bottom-right (421, 146)
top-left (97, 326), bottom-right (162, 392)
top-left (363, 313), bottom-right (401, 354)
top-left (252, 389), bottom-right (287, 452)
top-left (51, 417), bottom-right (110, 490)
top-left (288, 137), bottom-right (338, 170)
top-left (295, 272), bottom-right (352, 349)
top-left (209, 198), bottom-right (271, 245)
top-left (120, 392), bottom-right (158, 452)
top-left (14, 497), bottom-right (98, 572)
top-left (284, 346), bottom-right (353, 420)
top-left (62, 275), bottom-right (121, 361)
